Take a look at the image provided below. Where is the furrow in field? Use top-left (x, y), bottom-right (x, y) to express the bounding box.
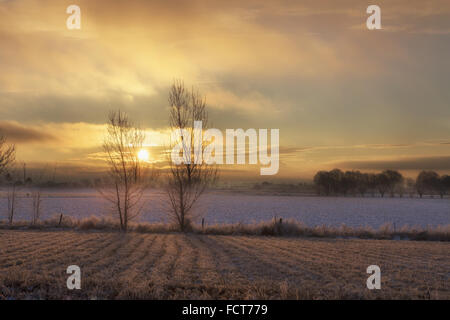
top-left (115, 234), bottom-right (158, 283)
top-left (256, 237), bottom-right (448, 288)
top-left (145, 234), bottom-right (182, 285)
top-left (92, 234), bottom-right (149, 282)
top-left (236, 237), bottom-right (449, 294)
top-left (273, 238), bottom-right (382, 269)
top-left (82, 234), bottom-right (143, 280)
top-left (3, 232), bottom-right (112, 286)
top-left (195, 235), bottom-right (249, 284)
top-left (0, 231), bottom-right (73, 264)
top-left (0, 232), bottom-right (95, 270)
top-left (37, 233), bottom-right (114, 273)
top-left (217, 236), bottom-right (335, 283)
top-left (352, 241), bottom-right (450, 267)
top-left (169, 234), bottom-right (200, 285)
top-left (332, 240), bottom-right (450, 284)
top-left (183, 235), bottom-right (225, 286)
top-left (1, 231), bottom-right (56, 253)
top-left (203, 235), bottom-right (300, 283)
top-left (261, 237), bottom-right (447, 276)
top-left (45, 232), bottom-right (133, 285)
top-left (244, 237), bottom-right (415, 282)
top-left (0, 230), bottom-right (449, 299)
top-left (241, 237), bottom-right (351, 267)
top-left (127, 234), bottom-right (167, 284)
top-left (24, 233), bottom-right (109, 267)
top-left (233, 236), bottom-right (362, 281)
top-left (123, 234), bottom-right (170, 297)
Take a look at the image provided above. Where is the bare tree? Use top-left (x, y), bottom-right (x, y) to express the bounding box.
top-left (165, 80), bottom-right (218, 231)
top-left (98, 110), bottom-right (152, 232)
top-left (1, 134), bottom-right (16, 223)
top-left (29, 164), bottom-right (48, 225)
top-left (6, 163), bottom-right (41, 225)
top-left (7, 185), bottom-right (17, 224)
top-left (0, 134), bottom-right (15, 175)
top-left (31, 191), bottom-right (42, 225)
top-left (5, 168), bottom-right (20, 225)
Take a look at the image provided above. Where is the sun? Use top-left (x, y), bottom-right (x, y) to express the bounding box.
top-left (137, 149), bottom-right (150, 162)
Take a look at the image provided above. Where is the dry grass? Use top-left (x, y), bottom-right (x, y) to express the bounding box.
top-left (1, 216), bottom-right (449, 241)
top-left (0, 230), bottom-right (448, 300)
top-left (201, 219), bottom-right (450, 241)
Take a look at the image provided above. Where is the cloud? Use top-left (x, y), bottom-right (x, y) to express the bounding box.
top-left (0, 0), bottom-right (450, 177)
top-left (0, 0), bottom-right (374, 101)
top-left (334, 156), bottom-right (450, 171)
top-left (0, 121), bottom-right (56, 143)
top-left (279, 146), bottom-right (312, 154)
top-left (2, 120), bottom-right (170, 167)
top-left (205, 87), bottom-right (282, 114)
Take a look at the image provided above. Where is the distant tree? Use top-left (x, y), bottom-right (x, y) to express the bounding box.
top-left (329, 169), bottom-right (344, 195)
top-left (437, 175), bottom-right (450, 199)
top-left (383, 170), bottom-right (403, 197)
top-left (405, 178), bottom-right (416, 197)
top-left (341, 171), bottom-right (359, 196)
top-left (375, 172), bottom-right (390, 197)
top-left (355, 172), bottom-right (369, 197)
top-left (442, 175), bottom-right (450, 197)
top-left (367, 173), bottom-right (378, 197)
top-left (313, 171), bottom-right (332, 196)
top-left (416, 172), bottom-right (426, 198)
top-left (313, 168), bottom-right (449, 199)
top-left (416, 171), bottom-right (439, 198)
top-left (395, 179), bottom-right (406, 198)
top-left (314, 169), bottom-right (404, 198)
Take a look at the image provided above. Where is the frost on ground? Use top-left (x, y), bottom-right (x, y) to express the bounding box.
top-left (0, 189), bottom-right (449, 228)
top-left (0, 230), bottom-right (448, 300)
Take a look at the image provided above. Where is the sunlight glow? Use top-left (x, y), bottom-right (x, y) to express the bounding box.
top-left (138, 149), bottom-right (150, 162)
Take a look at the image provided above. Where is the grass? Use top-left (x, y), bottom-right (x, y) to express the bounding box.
top-left (0, 230), bottom-right (448, 300)
top-left (1, 215), bottom-right (449, 241)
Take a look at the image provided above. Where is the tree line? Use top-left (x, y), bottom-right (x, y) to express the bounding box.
top-left (314, 169), bottom-right (450, 198)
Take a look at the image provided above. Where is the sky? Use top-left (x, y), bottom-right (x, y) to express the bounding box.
top-left (0, 0), bottom-right (449, 180)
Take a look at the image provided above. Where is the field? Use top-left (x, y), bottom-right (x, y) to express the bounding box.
top-left (1, 230), bottom-right (449, 300)
top-left (1, 189), bottom-right (449, 228)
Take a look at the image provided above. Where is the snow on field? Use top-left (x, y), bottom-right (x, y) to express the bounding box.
top-left (0, 189), bottom-right (449, 228)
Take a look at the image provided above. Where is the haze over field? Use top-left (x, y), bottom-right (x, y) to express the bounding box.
top-left (0, 190), bottom-right (449, 228)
